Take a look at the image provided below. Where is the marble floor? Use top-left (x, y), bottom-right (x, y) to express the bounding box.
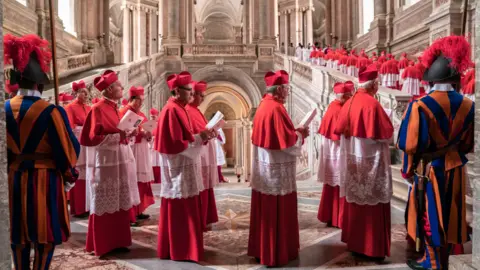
top-left (51, 169), bottom-right (471, 270)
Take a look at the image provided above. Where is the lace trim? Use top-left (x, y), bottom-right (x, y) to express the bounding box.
top-left (159, 153), bottom-right (204, 199)
top-left (131, 141), bottom-right (154, 183)
top-left (251, 159), bottom-right (297, 196)
top-left (317, 136), bottom-right (342, 187)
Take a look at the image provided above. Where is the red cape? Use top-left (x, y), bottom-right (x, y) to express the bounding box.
top-left (334, 89), bottom-right (393, 140)
top-left (80, 98), bottom-right (121, 146)
top-left (119, 105), bottom-right (147, 144)
top-left (185, 104), bottom-right (207, 134)
top-left (251, 95), bottom-right (298, 150)
top-left (318, 100), bottom-right (343, 141)
top-left (154, 98), bottom-right (195, 155)
top-left (65, 99), bottom-right (91, 129)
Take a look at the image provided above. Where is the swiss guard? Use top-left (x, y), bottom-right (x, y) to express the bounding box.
top-left (397, 35), bottom-right (474, 270)
top-left (4, 34), bottom-right (80, 269)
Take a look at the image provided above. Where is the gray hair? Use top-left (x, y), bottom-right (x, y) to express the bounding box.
top-left (357, 80), bottom-right (375, 89)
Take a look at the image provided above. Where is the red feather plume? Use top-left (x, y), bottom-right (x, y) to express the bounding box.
top-left (4, 34), bottom-right (52, 73)
top-left (421, 35), bottom-right (472, 74)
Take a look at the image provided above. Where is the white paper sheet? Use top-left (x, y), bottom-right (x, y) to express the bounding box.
top-left (117, 110), bottom-right (144, 131)
top-left (142, 120), bottom-right (157, 133)
top-left (206, 111), bottom-right (225, 130)
top-left (297, 108), bottom-right (317, 128)
top-left (383, 108), bottom-right (393, 118)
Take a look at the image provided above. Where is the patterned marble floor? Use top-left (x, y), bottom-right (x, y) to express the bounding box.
top-left (52, 171), bottom-right (471, 270)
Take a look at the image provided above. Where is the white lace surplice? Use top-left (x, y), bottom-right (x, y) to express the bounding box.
top-left (251, 133), bottom-right (303, 196)
top-left (381, 74), bottom-right (399, 88)
top-left (200, 140), bottom-right (219, 189)
top-left (338, 136), bottom-right (393, 205)
top-left (215, 129), bottom-right (226, 166)
top-left (317, 135), bottom-right (342, 187)
top-left (73, 126), bottom-right (87, 180)
top-left (401, 78), bottom-right (420, 96)
top-left (131, 139), bottom-right (154, 183)
top-left (159, 134), bottom-right (205, 199)
top-left (150, 140), bottom-right (161, 167)
top-left (85, 134), bottom-right (140, 216)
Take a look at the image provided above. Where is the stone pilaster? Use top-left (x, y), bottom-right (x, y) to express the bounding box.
top-left (0, 2), bottom-right (12, 268)
top-left (450, 2), bottom-right (480, 269)
top-left (368, 0), bottom-right (388, 52)
top-left (163, 0), bottom-right (182, 70)
top-left (257, 0), bottom-right (275, 70)
top-left (122, 4), bottom-right (132, 63)
top-left (474, 3), bottom-right (480, 265)
top-left (425, 0), bottom-right (464, 43)
top-left (325, 0), bottom-right (332, 45)
top-left (284, 11), bottom-right (289, 53)
top-left (306, 0), bottom-right (314, 46)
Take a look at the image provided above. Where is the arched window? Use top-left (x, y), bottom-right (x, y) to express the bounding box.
top-left (58, 0), bottom-right (76, 36)
top-left (403, 0), bottom-right (420, 7)
top-left (360, 0), bottom-right (374, 35)
top-left (16, 0), bottom-right (27, 6)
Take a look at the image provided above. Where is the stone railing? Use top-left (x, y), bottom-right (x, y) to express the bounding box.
top-left (57, 53), bottom-right (93, 78)
top-left (273, 51), bottom-right (474, 212)
top-left (182, 44), bottom-right (257, 57)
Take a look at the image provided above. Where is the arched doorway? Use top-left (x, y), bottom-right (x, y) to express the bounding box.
top-left (197, 82), bottom-right (252, 182)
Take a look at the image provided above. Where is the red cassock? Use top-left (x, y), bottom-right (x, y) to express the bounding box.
top-left (334, 88), bottom-right (393, 258)
top-left (65, 99), bottom-right (91, 216)
top-left (80, 98), bottom-right (140, 256)
top-left (248, 95), bottom-right (302, 266)
top-left (119, 106), bottom-right (155, 223)
top-left (154, 98), bottom-right (204, 262)
top-left (317, 100), bottom-right (345, 228)
top-left (186, 104), bottom-right (219, 230)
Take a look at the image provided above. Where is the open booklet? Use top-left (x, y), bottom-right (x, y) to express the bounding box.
top-left (296, 108), bottom-right (317, 129)
top-left (141, 120), bottom-right (158, 133)
top-left (117, 110), bottom-right (145, 131)
top-left (206, 111), bottom-right (226, 130)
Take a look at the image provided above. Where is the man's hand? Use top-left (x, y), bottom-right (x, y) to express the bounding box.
top-left (127, 129), bottom-right (138, 137)
top-left (144, 131), bottom-right (153, 141)
top-left (297, 127), bottom-right (310, 138)
top-left (199, 130), bottom-right (210, 141)
top-left (120, 130), bottom-right (128, 140)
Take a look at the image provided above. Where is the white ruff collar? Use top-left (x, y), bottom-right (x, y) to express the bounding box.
top-left (430, 84), bottom-right (454, 92)
top-left (17, 89), bottom-right (42, 98)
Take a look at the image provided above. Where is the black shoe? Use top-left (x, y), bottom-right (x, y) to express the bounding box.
top-left (74, 212), bottom-right (90, 219)
top-left (407, 259), bottom-right (431, 270)
top-left (137, 213), bottom-right (150, 220)
top-left (130, 222), bottom-right (139, 227)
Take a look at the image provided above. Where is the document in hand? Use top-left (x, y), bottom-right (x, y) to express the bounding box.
top-left (206, 111), bottom-right (226, 130)
top-left (297, 108), bottom-right (317, 128)
top-left (117, 110), bottom-right (144, 131)
top-left (383, 108), bottom-right (393, 118)
top-left (142, 120), bottom-right (157, 133)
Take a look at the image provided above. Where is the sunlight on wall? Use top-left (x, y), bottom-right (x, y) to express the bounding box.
top-left (362, 0), bottom-right (374, 35)
top-left (59, 0), bottom-right (76, 36)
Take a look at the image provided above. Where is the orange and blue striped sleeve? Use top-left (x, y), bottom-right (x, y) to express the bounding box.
top-left (48, 106), bottom-right (80, 175)
top-left (397, 101), bottom-right (430, 178)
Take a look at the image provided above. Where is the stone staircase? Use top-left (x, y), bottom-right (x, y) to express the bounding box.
top-left (390, 164), bottom-right (474, 224)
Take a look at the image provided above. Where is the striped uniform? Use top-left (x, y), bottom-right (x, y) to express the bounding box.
top-left (397, 90), bottom-right (474, 269)
top-left (6, 93), bottom-right (80, 270)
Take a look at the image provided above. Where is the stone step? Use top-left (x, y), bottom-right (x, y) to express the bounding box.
top-left (390, 164), bottom-right (473, 224)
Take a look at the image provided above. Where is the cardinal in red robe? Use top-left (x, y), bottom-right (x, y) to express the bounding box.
top-left (248, 70), bottom-right (310, 266)
top-left (317, 81), bottom-right (354, 228)
top-left (65, 80), bottom-right (91, 217)
top-left (119, 86), bottom-right (155, 225)
top-left (154, 71), bottom-right (216, 262)
top-left (334, 64), bottom-right (393, 259)
top-left (149, 108), bottom-right (161, 184)
top-left (186, 81), bottom-right (219, 230)
top-left (80, 70), bottom-right (140, 257)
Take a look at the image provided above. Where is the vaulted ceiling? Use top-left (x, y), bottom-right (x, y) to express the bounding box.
top-left (194, 0), bottom-right (243, 25)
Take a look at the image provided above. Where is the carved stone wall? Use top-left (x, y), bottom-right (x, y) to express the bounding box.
top-left (0, 2), bottom-right (13, 268)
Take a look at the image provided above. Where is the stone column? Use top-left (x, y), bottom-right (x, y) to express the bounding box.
top-left (369, 0), bottom-right (387, 52)
top-left (306, 0), bottom-right (314, 45)
top-left (158, 2), bottom-right (163, 51)
top-left (0, 2), bottom-right (12, 268)
top-left (167, 0), bottom-right (180, 42)
top-left (274, 0), bottom-right (279, 49)
top-left (235, 123), bottom-right (243, 174)
top-left (257, 0), bottom-right (275, 70)
top-left (325, 0), bottom-right (332, 45)
top-left (472, 1), bottom-right (480, 268)
top-left (122, 4), bottom-right (131, 63)
top-left (284, 12), bottom-right (289, 53)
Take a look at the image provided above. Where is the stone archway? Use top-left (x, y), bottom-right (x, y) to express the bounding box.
top-left (192, 65), bottom-right (263, 108)
top-left (196, 81), bottom-right (253, 181)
